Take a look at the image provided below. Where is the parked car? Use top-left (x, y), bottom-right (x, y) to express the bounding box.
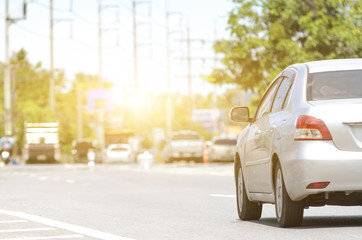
top-left (72, 139), bottom-right (103, 163)
top-left (208, 136), bottom-right (237, 162)
top-left (231, 59), bottom-right (362, 228)
top-left (105, 144), bottom-right (135, 163)
top-left (161, 131), bottom-right (204, 163)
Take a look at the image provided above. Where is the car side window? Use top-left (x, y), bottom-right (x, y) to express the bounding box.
top-left (253, 77), bottom-right (282, 121)
top-left (271, 70), bottom-right (296, 113)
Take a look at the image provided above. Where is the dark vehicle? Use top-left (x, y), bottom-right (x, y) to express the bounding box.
top-left (72, 139), bottom-right (103, 163)
top-left (23, 123), bottom-right (61, 163)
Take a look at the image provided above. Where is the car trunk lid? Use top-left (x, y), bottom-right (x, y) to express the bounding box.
top-left (311, 99), bottom-right (362, 151)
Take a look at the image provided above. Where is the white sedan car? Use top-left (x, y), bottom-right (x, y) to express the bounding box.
top-left (105, 144), bottom-right (135, 163)
top-left (231, 59), bottom-right (362, 227)
top-left (208, 136), bottom-right (237, 162)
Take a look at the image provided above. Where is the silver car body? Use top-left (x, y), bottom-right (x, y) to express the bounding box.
top-left (235, 59), bottom-right (362, 204)
top-left (209, 136), bottom-right (237, 162)
top-left (161, 131), bottom-right (204, 162)
top-left (106, 144), bottom-right (134, 163)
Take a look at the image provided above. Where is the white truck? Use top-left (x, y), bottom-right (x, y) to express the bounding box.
top-left (23, 122), bottom-right (61, 163)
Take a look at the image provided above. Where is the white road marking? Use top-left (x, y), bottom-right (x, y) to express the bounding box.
top-left (0, 227), bottom-right (55, 233)
top-left (66, 179), bottom-right (75, 184)
top-left (209, 194), bottom-right (236, 198)
top-left (0, 220), bottom-right (28, 223)
top-left (0, 234), bottom-right (84, 240)
top-left (0, 209), bottom-right (134, 240)
top-left (39, 176), bottom-right (48, 181)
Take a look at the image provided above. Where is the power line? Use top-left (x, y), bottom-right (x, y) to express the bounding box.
top-left (114, 0), bottom-right (133, 12)
top-left (14, 24), bottom-right (49, 38)
top-left (72, 11), bottom-right (97, 25)
top-left (32, 0), bottom-right (68, 12)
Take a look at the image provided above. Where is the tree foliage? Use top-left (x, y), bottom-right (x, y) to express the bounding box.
top-left (209, 0), bottom-right (362, 92)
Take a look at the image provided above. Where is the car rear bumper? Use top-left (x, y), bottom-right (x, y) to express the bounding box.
top-left (282, 141), bottom-right (362, 201)
top-left (209, 153), bottom-right (234, 161)
top-left (171, 151), bottom-right (203, 159)
top-left (106, 156), bottom-right (133, 163)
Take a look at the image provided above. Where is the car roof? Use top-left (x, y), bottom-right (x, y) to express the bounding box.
top-left (172, 130), bottom-right (199, 135)
top-left (212, 135), bottom-right (237, 140)
top-left (108, 144), bottom-right (130, 148)
top-left (297, 59), bottom-right (362, 73)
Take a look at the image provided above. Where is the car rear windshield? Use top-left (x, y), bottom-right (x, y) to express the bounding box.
top-left (307, 70), bottom-right (362, 101)
top-left (214, 139), bottom-right (237, 145)
top-left (172, 134), bottom-right (200, 140)
top-left (111, 147), bottom-right (129, 151)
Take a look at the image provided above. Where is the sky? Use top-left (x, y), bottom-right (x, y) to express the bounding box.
top-left (0, 0), bottom-right (235, 104)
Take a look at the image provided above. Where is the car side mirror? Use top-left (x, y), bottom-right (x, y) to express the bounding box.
top-left (230, 107), bottom-right (251, 122)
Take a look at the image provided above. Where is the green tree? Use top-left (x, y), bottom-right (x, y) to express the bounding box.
top-left (0, 49), bottom-right (77, 152)
top-left (209, 0), bottom-right (362, 93)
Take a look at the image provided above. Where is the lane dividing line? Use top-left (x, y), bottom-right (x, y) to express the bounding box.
top-left (0, 227), bottom-right (55, 233)
top-left (0, 234), bottom-right (84, 240)
top-left (209, 194), bottom-right (236, 198)
top-left (0, 220), bottom-right (28, 223)
top-left (0, 209), bottom-right (134, 240)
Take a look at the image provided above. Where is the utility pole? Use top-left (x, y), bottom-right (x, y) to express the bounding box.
top-left (186, 26), bottom-right (192, 99)
top-left (97, 0), bottom-right (104, 149)
top-left (4, 0), bottom-right (26, 136)
top-left (49, 0), bottom-right (55, 112)
top-left (132, 0), bottom-right (138, 92)
top-left (77, 90), bottom-right (83, 139)
top-left (50, 0), bottom-right (73, 112)
top-left (4, 0), bottom-right (11, 136)
top-left (165, 2), bottom-right (182, 136)
top-left (98, 0), bottom-right (103, 82)
top-left (132, 0), bottom-right (152, 93)
top-left (165, 0), bottom-right (172, 136)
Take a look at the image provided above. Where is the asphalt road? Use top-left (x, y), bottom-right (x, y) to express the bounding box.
top-left (0, 162), bottom-right (362, 240)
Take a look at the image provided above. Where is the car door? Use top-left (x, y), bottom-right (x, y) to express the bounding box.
top-left (259, 69), bottom-right (297, 193)
top-left (244, 77), bottom-right (281, 193)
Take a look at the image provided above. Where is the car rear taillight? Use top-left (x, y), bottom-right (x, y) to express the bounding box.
top-left (306, 181), bottom-right (330, 189)
top-left (294, 115), bottom-right (332, 140)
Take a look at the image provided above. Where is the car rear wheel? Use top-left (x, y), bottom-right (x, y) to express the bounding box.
top-left (274, 162), bottom-right (304, 227)
top-left (236, 165), bottom-right (262, 220)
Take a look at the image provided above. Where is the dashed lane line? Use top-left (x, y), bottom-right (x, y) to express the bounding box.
top-left (209, 194), bottom-right (236, 198)
top-left (0, 234), bottom-right (84, 240)
top-left (0, 209), bottom-right (134, 240)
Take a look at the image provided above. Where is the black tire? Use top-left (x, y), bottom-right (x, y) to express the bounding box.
top-left (274, 162), bottom-right (304, 227)
top-left (196, 157), bottom-right (203, 163)
top-left (167, 157), bottom-right (173, 163)
top-left (236, 164), bottom-right (262, 220)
